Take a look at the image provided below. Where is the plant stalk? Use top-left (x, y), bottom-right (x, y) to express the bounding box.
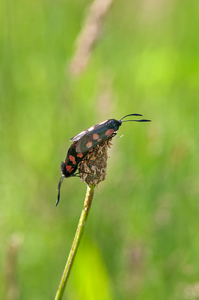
top-left (54, 185), bottom-right (95, 300)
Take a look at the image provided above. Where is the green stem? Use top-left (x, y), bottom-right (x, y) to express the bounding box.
top-left (54, 185), bottom-right (95, 300)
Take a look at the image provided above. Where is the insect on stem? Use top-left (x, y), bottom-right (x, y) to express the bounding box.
top-left (56, 113), bottom-right (151, 205)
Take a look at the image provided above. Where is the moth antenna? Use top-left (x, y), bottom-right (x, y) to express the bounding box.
top-left (122, 119), bottom-right (151, 122)
top-left (119, 114), bottom-right (142, 121)
top-left (55, 176), bottom-right (64, 206)
top-left (120, 114), bottom-right (151, 123)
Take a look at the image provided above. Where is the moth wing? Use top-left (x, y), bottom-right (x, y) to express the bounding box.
top-left (70, 130), bottom-right (87, 142)
top-left (70, 120), bottom-right (108, 142)
top-left (75, 124), bottom-right (115, 153)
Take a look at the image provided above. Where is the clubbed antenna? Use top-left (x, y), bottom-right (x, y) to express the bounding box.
top-left (120, 114), bottom-right (151, 123)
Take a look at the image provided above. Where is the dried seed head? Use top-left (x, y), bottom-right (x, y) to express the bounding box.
top-left (78, 138), bottom-right (113, 186)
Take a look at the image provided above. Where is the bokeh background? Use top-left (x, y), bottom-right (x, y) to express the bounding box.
top-left (1, 0), bottom-right (199, 299)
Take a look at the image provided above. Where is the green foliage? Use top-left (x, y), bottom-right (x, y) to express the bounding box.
top-left (1, 0), bottom-right (199, 299)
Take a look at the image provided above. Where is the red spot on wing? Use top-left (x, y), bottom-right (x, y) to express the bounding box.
top-left (93, 133), bottom-right (99, 140)
top-left (66, 165), bottom-right (72, 172)
top-left (69, 155), bottom-right (76, 164)
top-left (77, 153), bottom-right (83, 158)
top-left (97, 138), bottom-right (102, 142)
top-left (105, 129), bottom-right (114, 136)
top-left (69, 168), bottom-right (74, 173)
top-left (86, 142), bottom-right (93, 148)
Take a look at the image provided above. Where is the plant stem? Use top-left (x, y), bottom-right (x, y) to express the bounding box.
top-left (54, 185), bottom-right (95, 300)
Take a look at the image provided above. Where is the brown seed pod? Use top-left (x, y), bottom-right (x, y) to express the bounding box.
top-left (78, 138), bottom-right (113, 186)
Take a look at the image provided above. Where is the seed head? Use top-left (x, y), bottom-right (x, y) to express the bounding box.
top-left (78, 138), bottom-right (113, 186)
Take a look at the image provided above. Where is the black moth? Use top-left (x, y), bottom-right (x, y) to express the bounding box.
top-left (56, 114), bottom-right (150, 206)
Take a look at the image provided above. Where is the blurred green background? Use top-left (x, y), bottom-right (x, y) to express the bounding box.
top-left (1, 0), bottom-right (199, 299)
